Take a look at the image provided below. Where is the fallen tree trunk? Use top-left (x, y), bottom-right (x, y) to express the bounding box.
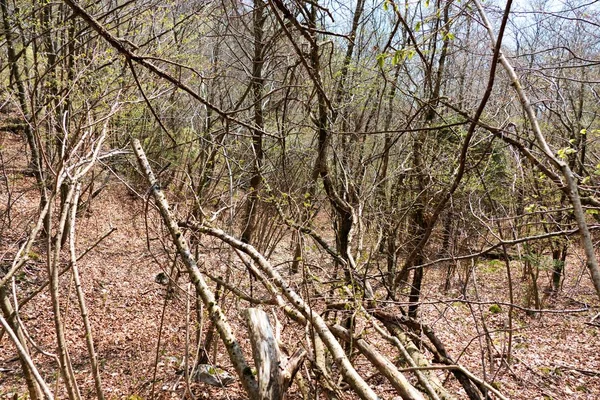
top-left (329, 324), bottom-right (426, 400)
top-left (188, 223), bottom-right (380, 400)
top-left (137, 138), bottom-right (448, 399)
top-left (131, 139), bottom-right (260, 400)
top-left (184, 221), bottom-right (429, 400)
top-left (374, 310), bottom-right (487, 400)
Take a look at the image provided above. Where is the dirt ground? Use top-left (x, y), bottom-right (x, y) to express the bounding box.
top-left (1, 131), bottom-right (600, 399)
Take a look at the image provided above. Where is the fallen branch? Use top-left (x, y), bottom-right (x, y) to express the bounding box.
top-left (131, 139), bottom-right (259, 400)
top-left (374, 310), bottom-right (487, 400)
top-left (187, 222), bottom-right (380, 400)
top-left (184, 221), bottom-right (430, 400)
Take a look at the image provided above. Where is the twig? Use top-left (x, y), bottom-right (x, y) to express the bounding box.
top-left (0, 314), bottom-right (54, 399)
top-left (555, 363), bottom-right (600, 377)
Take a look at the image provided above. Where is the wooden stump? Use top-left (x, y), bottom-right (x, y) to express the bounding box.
top-left (245, 308), bottom-right (305, 400)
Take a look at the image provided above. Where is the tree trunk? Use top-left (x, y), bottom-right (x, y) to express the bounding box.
top-left (241, 0), bottom-right (266, 245)
top-left (0, 0), bottom-right (44, 189)
top-left (475, 0), bottom-right (600, 302)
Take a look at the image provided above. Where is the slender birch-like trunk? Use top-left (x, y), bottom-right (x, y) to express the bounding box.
top-left (474, 0), bottom-right (600, 301)
top-left (131, 139), bottom-right (260, 400)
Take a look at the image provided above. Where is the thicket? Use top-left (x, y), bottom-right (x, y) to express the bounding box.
top-left (1, 0), bottom-right (599, 399)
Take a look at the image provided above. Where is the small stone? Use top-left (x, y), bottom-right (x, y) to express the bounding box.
top-left (193, 364), bottom-right (235, 387)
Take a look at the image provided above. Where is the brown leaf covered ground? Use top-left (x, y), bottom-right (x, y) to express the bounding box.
top-left (1, 131), bottom-right (600, 399)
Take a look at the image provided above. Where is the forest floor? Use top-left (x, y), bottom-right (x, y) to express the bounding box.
top-left (1, 130), bottom-right (600, 399)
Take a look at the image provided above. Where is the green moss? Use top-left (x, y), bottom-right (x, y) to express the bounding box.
top-left (539, 366), bottom-right (552, 375)
top-left (480, 260), bottom-right (502, 273)
top-left (489, 304), bottom-right (502, 314)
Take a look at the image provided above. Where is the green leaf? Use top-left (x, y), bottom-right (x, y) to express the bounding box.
top-left (376, 53), bottom-right (387, 68)
top-left (557, 147), bottom-right (576, 159)
top-left (444, 32), bottom-right (455, 40)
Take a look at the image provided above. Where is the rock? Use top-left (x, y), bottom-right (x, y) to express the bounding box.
top-left (193, 364), bottom-right (235, 387)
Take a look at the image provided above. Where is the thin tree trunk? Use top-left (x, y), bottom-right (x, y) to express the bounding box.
top-left (67, 183), bottom-right (105, 400)
top-left (0, 287), bottom-right (43, 400)
top-left (46, 184), bottom-right (82, 400)
top-left (241, 0), bottom-right (266, 245)
top-left (394, 0), bottom-right (515, 301)
top-left (0, 0), bottom-right (44, 188)
top-left (474, 0), bottom-right (600, 301)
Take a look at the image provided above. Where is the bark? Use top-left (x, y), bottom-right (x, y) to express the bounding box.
top-left (245, 308), bottom-right (304, 400)
top-left (241, 0), bottom-right (266, 245)
top-left (552, 245), bottom-right (567, 292)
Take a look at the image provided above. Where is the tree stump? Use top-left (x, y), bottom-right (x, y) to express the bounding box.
top-left (245, 308), bottom-right (305, 400)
